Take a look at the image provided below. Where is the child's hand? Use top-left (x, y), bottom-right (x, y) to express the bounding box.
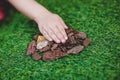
top-left (35, 13), bottom-right (68, 43)
top-left (8, 0), bottom-right (68, 43)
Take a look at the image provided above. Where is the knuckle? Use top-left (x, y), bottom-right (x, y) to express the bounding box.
top-left (53, 14), bottom-right (60, 19)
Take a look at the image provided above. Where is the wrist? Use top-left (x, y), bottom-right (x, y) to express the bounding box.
top-left (33, 10), bottom-right (52, 23)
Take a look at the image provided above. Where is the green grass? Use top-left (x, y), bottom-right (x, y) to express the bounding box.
top-left (0, 0), bottom-right (120, 80)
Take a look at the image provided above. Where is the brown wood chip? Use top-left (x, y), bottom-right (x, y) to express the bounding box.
top-left (67, 45), bottom-right (84, 54)
top-left (26, 41), bottom-right (36, 55)
top-left (76, 32), bottom-right (87, 39)
top-left (33, 35), bottom-right (39, 41)
top-left (32, 53), bottom-right (41, 60)
top-left (83, 38), bottom-right (91, 46)
top-left (51, 44), bottom-right (58, 51)
top-left (39, 46), bottom-right (50, 52)
top-left (42, 50), bottom-right (66, 61)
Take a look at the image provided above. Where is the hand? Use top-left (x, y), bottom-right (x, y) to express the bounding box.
top-left (8, 0), bottom-right (68, 43)
top-left (35, 13), bottom-right (68, 43)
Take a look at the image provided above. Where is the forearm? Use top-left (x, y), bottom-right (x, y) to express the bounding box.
top-left (8, 0), bottom-right (51, 21)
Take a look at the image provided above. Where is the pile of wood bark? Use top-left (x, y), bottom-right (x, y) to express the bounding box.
top-left (26, 28), bottom-right (91, 61)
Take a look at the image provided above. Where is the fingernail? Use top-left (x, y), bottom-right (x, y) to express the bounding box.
top-left (65, 37), bottom-right (68, 40)
top-left (57, 40), bottom-right (60, 43)
top-left (49, 39), bottom-right (52, 41)
top-left (65, 26), bottom-right (68, 29)
top-left (62, 39), bottom-right (65, 43)
top-left (48, 38), bottom-right (52, 41)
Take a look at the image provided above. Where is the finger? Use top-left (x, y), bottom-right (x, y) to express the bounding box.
top-left (42, 29), bottom-right (52, 41)
top-left (58, 17), bottom-right (68, 29)
top-left (39, 26), bottom-right (52, 41)
top-left (57, 23), bottom-right (68, 41)
top-left (49, 24), bottom-right (65, 43)
top-left (45, 27), bottom-right (60, 43)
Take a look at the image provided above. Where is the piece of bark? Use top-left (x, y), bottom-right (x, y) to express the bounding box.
top-left (42, 51), bottom-right (53, 61)
top-left (32, 53), bottom-right (41, 60)
top-left (33, 34), bottom-right (39, 41)
top-left (42, 50), bottom-right (66, 61)
top-left (60, 47), bottom-right (67, 52)
top-left (53, 49), bottom-right (67, 58)
top-left (68, 32), bottom-right (74, 37)
top-left (39, 46), bottom-right (50, 52)
top-left (83, 38), bottom-right (91, 46)
top-left (75, 32), bottom-right (87, 39)
top-left (69, 36), bottom-right (77, 44)
top-left (62, 42), bottom-right (73, 49)
top-left (26, 41), bottom-right (36, 55)
top-left (67, 45), bottom-right (84, 54)
top-left (72, 29), bottom-right (79, 34)
top-left (47, 41), bottom-right (54, 47)
top-left (66, 28), bottom-right (74, 34)
top-left (66, 28), bottom-right (79, 34)
top-left (51, 44), bottom-right (58, 51)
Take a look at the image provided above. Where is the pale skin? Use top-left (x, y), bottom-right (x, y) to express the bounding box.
top-left (8, 0), bottom-right (68, 43)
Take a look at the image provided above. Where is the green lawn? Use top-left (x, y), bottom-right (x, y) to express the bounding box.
top-left (0, 0), bottom-right (120, 80)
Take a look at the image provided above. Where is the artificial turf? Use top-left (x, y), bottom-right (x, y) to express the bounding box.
top-left (0, 0), bottom-right (120, 80)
